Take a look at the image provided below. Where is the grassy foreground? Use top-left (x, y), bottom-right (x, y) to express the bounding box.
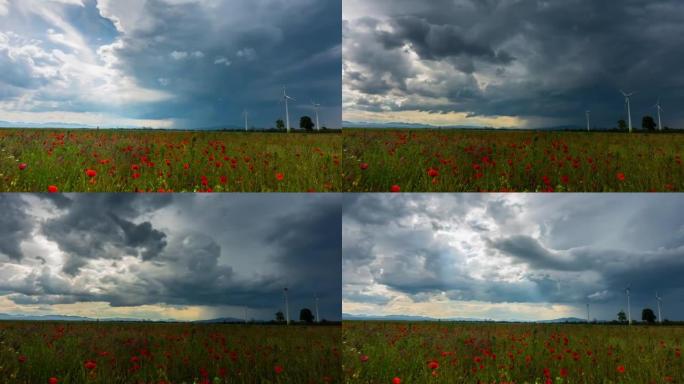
top-left (0, 321), bottom-right (341, 384)
top-left (343, 321), bottom-right (683, 383)
top-left (343, 129), bottom-right (684, 192)
top-left (0, 129), bottom-right (341, 192)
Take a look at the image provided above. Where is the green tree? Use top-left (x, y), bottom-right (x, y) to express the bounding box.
top-left (299, 308), bottom-right (315, 323)
top-left (642, 308), bottom-right (657, 323)
top-left (276, 119), bottom-right (285, 130)
top-left (300, 116), bottom-right (314, 131)
top-left (617, 120), bottom-right (627, 131)
top-left (642, 116), bottom-right (657, 131)
top-left (617, 310), bottom-right (627, 323)
top-left (275, 310), bottom-right (285, 323)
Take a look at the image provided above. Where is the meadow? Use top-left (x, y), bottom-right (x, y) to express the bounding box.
top-left (0, 129), bottom-right (341, 192)
top-left (343, 129), bottom-right (684, 192)
top-left (343, 321), bottom-right (684, 384)
top-left (0, 321), bottom-right (341, 384)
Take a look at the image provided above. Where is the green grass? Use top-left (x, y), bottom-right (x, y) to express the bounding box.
top-left (0, 321), bottom-right (341, 384)
top-left (342, 321), bottom-right (684, 384)
top-left (343, 129), bottom-right (684, 192)
top-left (0, 129), bottom-right (341, 192)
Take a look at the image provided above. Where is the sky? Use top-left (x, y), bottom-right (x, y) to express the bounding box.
top-left (343, 194), bottom-right (684, 322)
top-left (343, 0), bottom-right (684, 129)
top-left (0, 194), bottom-right (341, 322)
top-left (0, 0), bottom-right (341, 129)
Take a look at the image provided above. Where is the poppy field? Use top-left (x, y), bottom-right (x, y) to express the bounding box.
top-left (0, 129), bottom-right (341, 192)
top-left (343, 129), bottom-right (684, 192)
top-left (342, 322), bottom-right (684, 384)
top-left (0, 321), bottom-right (341, 384)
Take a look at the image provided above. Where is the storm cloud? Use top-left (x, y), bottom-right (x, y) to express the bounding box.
top-left (343, 0), bottom-right (684, 128)
top-left (0, 194), bottom-right (341, 321)
top-left (343, 194), bottom-right (684, 321)
top-left (0, 0), bottom-right (341, 128)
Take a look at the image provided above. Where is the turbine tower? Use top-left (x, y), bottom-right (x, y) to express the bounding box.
top-left (312, 102), bottom-right (321, 132)
top-left (655, 100), bottom-right (664, 131)
top-left (315, 294), bottom-right (320, 323)
top-left (283, 88), bottom-right (296, 134)
top-left (586, 110), bottom-right (591, 132)
top-left (586, 302), bottom-right (590, 323)
top-left (243, 110), bottom-right (249, 132)
top-left (283, 287), bottom-right (290, 325)
top-left (620, 90), bottom-right (635, 133)
top-left (625, 286), bottom-right (632, 325)
top-left (656, 292), bottom-right (663, 324)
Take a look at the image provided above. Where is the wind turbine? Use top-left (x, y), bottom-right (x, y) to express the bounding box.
top-left (312, 102), bottom-right (321, 132)
top-left (620, 90), bottom-right (636, 133)
top-left (586, 302), bottom-right (590, 323)
top-left (655, 100), bottom-right (664, 131)
top-left (656, 292), bottom-right (663, 324)
top-left (283, 88), bottom-right (296, 134)
top-left (585, 110), bottom-right (591, 132)
top-left (315, 294), bottom-right (320, 323)
top-left (283, 287), bottom-right (290, 325)
top-left (243, 110), bottom-right (249, 132)
top-left (625, 286), bottom-right (632, 325)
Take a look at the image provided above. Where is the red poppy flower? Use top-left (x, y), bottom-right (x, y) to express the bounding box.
top-left (616, 172), bottom-right (625, 181)
top-left (276, 173), bottom-right (285, 181)
top-left (85, 169), bottom-right (97, 178)
top-left (616, 365), bottom-right (625, 373)
top-left (131, 164), bottom-right (140, 171)
top-left (427, 360), bottom-right (439, 370)
top-left (84, 360), bottom-right (97, 370)
top-left (427, 168), bottom-right (439, 178)
top-left (274, 365), bottom-right (284, 374)
top-left (360, 355), bottom-right (369, 363)
top-left (360, 163), bottom-right (369, 170)
top-left (49, 378), bottom-right (58, 384)
top-left (390, 185), bottom-right (401, 193)
top-left (18, 355), bottom-right (26, 363)
top-left (18, 163), bottom-right (27, 171)
top-left (48, 185), bottom-right (58, 193)
top-left (392, 378), bottom-right (401, 384)
top-left (183, 163), bottom-right (190, 169)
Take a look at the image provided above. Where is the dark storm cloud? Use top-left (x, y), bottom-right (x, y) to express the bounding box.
top-left (0, 194), bottom-right (342, 321)
top-left (343, 194), bottom-right (684, 320)
top-left (0, 195), bottom-right (33, 261)
top-left (0, 0), bottom-right (341, 128)
top-left (41, 195), bottom-right (170, 275)
top-left (344, 0), bottom-right (684, 127)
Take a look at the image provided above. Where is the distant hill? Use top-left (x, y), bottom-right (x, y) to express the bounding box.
top-left (343, 121), bottom-right (481, 129)
top-left (341, 121), bottom-right (643, 131)
top-left (194, 317), bottom-right (246, 323)
top-left (343, 313), bottom-right (590, 323)
top-left (538, 317), bottom-right (587, 323)
top-left (0, 313), bottom-right (172, 323)
top-left (342, 313), bottom-right (481, 322)
top-left (0, 313), bottom-right (131, 322)
top-left (0, 313), bottom-right (285, 323)
top-left (0, 120), bottom-right (140, 129)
